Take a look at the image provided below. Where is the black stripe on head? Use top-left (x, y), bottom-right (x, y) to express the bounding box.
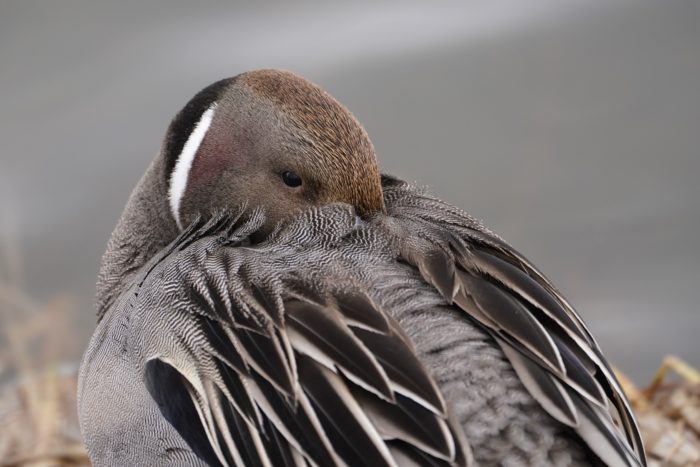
top-left (163, 77), bottom-right (237, 186)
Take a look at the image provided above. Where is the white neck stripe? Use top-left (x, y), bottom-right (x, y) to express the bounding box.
top-left (168, 103), bottom-right (218, 230)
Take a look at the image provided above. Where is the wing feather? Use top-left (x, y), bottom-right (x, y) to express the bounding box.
top-left (136, 210), bottom-right (470, 467)
top-left (384, 181), bottom-right (646, 466)
top-left (132, 179), bottom-right (645, 467)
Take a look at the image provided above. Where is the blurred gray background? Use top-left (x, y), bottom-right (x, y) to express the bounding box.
top-left (0, 0), bottom-right (698, 382)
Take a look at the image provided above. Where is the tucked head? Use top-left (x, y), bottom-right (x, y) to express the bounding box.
top-left (162, 69), bottom-right (384, 234)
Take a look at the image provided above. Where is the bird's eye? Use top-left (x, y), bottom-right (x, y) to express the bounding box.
top-left (282, 171), bottom-right (302, 188)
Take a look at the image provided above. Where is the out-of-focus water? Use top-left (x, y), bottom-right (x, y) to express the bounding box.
top-left (1, 0), bottom-right (698, 382)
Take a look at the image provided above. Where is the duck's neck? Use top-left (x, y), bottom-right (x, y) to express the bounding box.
top-left (96, 154), bottom-right (179, 320)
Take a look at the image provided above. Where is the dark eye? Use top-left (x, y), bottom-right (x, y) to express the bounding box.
top-left (282, 171), bottom-right (302, 188)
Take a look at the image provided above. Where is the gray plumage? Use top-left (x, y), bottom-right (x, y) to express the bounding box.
top-left (78, 70), bottom-right (645, 467)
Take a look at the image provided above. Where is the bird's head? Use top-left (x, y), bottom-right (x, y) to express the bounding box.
top-left (162, 69), bottom-right (384, 234)
top-left (98, 70), bottom-right (384, 317)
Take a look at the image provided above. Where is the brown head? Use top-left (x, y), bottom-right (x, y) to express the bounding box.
top-left (163, 69), bottom-right (384, 234)
top-left (97, 70), bottom-right (383, 317)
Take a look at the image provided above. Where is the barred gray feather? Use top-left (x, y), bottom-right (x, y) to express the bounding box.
top-left (79, 177), bottom-right (644, 466)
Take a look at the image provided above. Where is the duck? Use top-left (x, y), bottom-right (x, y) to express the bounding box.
top-left (78, 69), bottom-right (646, 466)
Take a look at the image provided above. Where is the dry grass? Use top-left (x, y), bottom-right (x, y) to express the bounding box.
top-left (618, 357), bottom-right (700, 467)
top-left (0, 289), bottom-right (89, 466)
top-left (0, 369), bottom-right (87, 467)
top-left (0, 220), bottom-right (88, 466)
